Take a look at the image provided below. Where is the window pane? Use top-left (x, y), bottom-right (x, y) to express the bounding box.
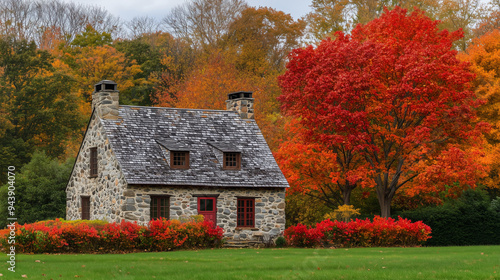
top-left (172, 152), bottom-right (188, 167)
top-left (151, 198), bottom-right (157, 219)
top-left (200, 199), bottom-right (206, 211)
top-left (206, 199), bottom-right (213, 211)
top-left (237, 198), bottom-right (255, 228)
top-left (150, 196), bottom-right (169, 220)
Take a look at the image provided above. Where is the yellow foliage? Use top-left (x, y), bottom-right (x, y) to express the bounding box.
top-left (179, 215), bottom-right (204, 223)
top-left (324, 205), bottom-right (361, 222)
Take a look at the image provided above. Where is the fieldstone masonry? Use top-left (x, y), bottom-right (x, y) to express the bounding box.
top-left (66, 113), bottom-right (128, 223)
top-left (91, 80), bottom-right (119, 120)
top-left (226, 91), bottom-right (254, 119)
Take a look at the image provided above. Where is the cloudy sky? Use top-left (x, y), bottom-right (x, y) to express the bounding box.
top-left (60, 0), bottom-right (311, 22)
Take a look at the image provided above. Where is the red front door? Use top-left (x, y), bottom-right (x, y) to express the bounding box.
top-left (198, 197), bottom-right (217, 228)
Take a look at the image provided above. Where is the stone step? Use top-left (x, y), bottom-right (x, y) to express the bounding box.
top-left (223, 240), bottom-right (263, 248)
top-left (224, 244), bottom-right (251, 248)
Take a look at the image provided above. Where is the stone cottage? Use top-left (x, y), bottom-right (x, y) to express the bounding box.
top-left (66, 80), bottom-right (289, 240)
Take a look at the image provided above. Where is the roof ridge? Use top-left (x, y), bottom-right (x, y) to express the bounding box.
top-left (119, 105), bottom-right (233, 113)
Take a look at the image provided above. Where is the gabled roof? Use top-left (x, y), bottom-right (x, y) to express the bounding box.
top-left (100, 105), bottom-right (289, 188)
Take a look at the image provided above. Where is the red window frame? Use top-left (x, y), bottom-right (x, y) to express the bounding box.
top-left (90, 147), bottom-right (98, 177)
top-left (81, 196), bottom-right (90, 220)
top-left (150, 196), bottom-right (170, 220)
top-left (237, 198), bottom-right (255, 228)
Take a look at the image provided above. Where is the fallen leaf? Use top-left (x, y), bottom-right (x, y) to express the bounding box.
top-left (317, 267), bottom-right (321, 270)
top-left (81, 265), bottom-right (85, 268)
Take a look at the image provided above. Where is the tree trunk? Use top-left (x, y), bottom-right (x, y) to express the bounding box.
top-left (379, 196), bottom-right (391, 218)
top-left (342, 186), bottom-right (352, 205)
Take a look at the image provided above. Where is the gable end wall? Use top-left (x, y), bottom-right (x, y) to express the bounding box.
top-left (66, 113), bottom-right (128, 222)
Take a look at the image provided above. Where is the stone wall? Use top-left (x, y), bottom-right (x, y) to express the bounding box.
top-left (125, 185), bottom-right (286, 240)
top-left (66, 113), bottom-right (128, 222)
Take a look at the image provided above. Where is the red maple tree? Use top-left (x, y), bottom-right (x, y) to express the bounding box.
top-left (278, 7), bottom-right (488, 217)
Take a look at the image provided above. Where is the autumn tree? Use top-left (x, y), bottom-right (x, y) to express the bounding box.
top-left (306, 0), bottom-right (486, 50)
top-left (279, 7), bottom-right (487, 217)
top-left (459, 29), bottom-right (500, 192)
top-left (150, 32), bottom-right (198, 107)
top-left (163, 0), bottom-right (247, 50)
top-left (436, 0), bottom-right (485, 51)
top-left (59, 25), bottom-right (141, 106)
top-left (275, 119), bottom-right (367, 207)
top-left (0, 37), bottom-right (84, 184)
top-left (223, 7), bottom-right (306, 75)
top-left (474, 1), bottom-right (500, 38)
top-left (306, 0), bottom-right (440, 40)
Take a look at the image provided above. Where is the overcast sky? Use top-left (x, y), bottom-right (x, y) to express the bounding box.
top-left (60, 0), bottom-right (312, 22)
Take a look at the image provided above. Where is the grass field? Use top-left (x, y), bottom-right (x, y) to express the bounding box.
top-left (1, 246), bottom-right (499, 279)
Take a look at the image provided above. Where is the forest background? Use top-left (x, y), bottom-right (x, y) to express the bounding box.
top-left (1, 0), bottom-right (500, 228)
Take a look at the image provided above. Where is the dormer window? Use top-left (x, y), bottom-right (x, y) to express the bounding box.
top-left (171, 151), bottom-right (189, 169)
top-left (156, 140), bottom-right (191, 170)
top-left (224, 152), bottom-right (241, 170)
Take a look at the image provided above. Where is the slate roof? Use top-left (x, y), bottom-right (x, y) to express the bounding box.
top-left (100, 105), bottom-right (289, 188)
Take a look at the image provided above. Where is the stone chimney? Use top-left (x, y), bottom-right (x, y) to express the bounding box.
top-left (92, 80), bottom-right (119, 120)
top-left (226, 91), bottom-right (254, 119)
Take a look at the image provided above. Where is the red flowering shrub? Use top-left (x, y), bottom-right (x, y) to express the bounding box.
top-left (0, 218), bottom-right (224, 254)
top-left (284, 224), bottom-right (324, 247)
top-left (141, 219), bottom-right (223, 251)
top-left (284, 216), bottom-right (431, 247)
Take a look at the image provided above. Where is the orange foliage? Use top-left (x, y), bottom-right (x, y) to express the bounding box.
top-left (459, 29), bottom-right (500, 190)
top-left (275, 119), bottom-right (369, 207)
top-left (408, 145), bottom-right (489, 198)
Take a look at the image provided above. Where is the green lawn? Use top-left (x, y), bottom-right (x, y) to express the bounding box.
top-left (2, 246), bottom-right (499, 279)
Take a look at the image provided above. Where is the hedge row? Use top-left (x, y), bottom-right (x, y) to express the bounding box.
top-left (0, 218), bottom-right (224, 253)
top-left (399, 190), bottom-right (500, 246)
top-left (284, 216), bottom-right (431, 247)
